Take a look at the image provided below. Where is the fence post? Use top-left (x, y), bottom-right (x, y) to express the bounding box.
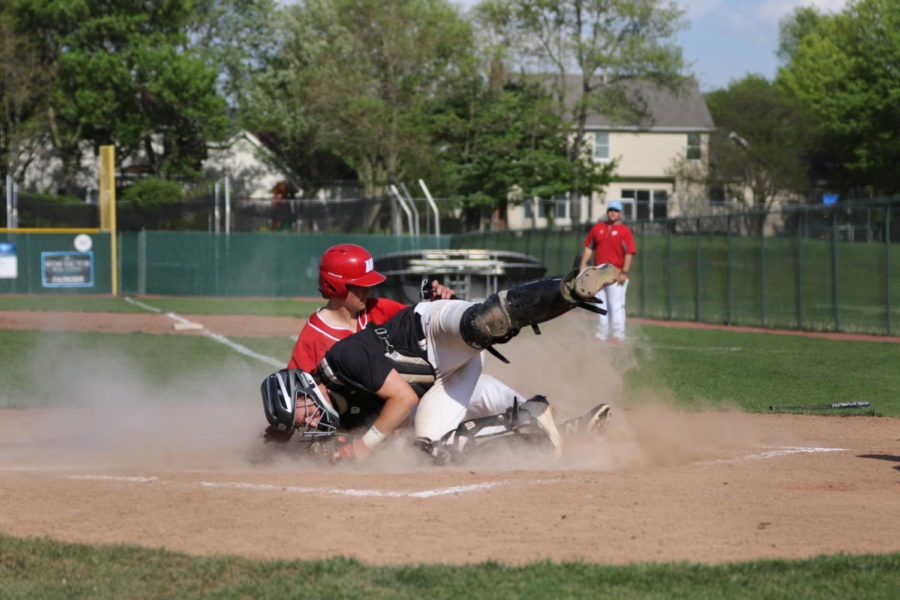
top-left (886, 205), bottom-right (892, 335)
top-left (796, 210), bottom-right (804, 330)
top-left (831, 208), bottom-right (841, 331)
top-left (639, 222), bottom-right (646, 318)
top-left (666, 219), bottom-right (673, 320)
top-left (726, 215), bottom-right (733, 325)
top-left (695, 218), bottom-right (701, 322)
top-left (759, 213), bottom-right (766, 327)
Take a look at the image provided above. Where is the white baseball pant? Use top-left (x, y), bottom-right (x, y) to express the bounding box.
top-left (594, 279), bottom-right (629, 341)
top-left (412, 300), bottom-right (526, 442)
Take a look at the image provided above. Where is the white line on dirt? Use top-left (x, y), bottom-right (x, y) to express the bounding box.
top-left (54, 473), bottom-right (505, 498)
top-left (199, 480), bottom-right (505, 498)
top-left (124, 297), bottom-right (284, 368)
top-left (698, 446), bottom-right (847, 466)
top-left (68, 475), bottom-right (159, 483)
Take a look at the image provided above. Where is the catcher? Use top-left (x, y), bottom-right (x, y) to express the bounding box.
top-left (261, 264), bottom-right (619, 464)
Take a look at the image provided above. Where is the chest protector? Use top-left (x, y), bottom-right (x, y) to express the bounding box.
top-left (318, 326), bottom-right (436, 422)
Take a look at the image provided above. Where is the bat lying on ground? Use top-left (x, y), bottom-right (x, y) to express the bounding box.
top-left (768, 401), bottom-right (871, 411)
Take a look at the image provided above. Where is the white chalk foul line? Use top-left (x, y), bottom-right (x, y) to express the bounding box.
top-left (68, 474), bottom-right (159, 483)
top-left (58, 473), bottom-right (505, 499)
top-left (124, 297), bottom-right (284, 368)
top-left (698, 446), bottom-right (847, 466)
top-left (199, 480), bottom-right (505, 498)
top-left (124, 296), bottom-right (161, 313)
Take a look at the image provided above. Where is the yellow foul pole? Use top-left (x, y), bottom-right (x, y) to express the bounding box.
top-left (99, 145), bottom-right (118, 296)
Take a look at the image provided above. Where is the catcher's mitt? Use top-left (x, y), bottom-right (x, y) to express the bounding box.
top-left (306, 433), bottom-right (358, 463)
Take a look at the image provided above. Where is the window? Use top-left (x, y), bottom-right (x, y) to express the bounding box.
top-left (537, 197), bottom-right (570, 220)
top-left (593, 132), bottom-right (610, 160)
top-left (620, 189), bottom-right (669, 222)
top-left (686, 132), bottom-right (702, 160)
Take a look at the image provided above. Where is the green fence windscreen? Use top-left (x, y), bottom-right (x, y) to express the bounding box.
top-left (119, 232), bottom-right (451, 297)
top-left (0, 232), bottom-right (112, 295)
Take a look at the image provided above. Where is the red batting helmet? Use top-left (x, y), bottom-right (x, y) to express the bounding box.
top-left (318, 243), bottom-right (386, 298)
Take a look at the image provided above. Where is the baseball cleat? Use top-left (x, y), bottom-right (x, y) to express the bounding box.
top-left (573, 264), bottom-right (619, 300)
top-left (520, 396), bottom-right (564, 458)
top-left (562, 403), bottom-right (612, 438)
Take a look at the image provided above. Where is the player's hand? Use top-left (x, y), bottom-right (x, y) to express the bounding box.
top-left (430, 280), bottom-right (455, 300)
top-left (329, 435), bottom-right (372, 464)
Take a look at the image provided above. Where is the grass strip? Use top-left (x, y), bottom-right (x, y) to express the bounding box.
top-left (0, 534), bottom-right (897, 599)
top-left (626, 324), bottom-right (900, 417)
top-left (0, 295), bottom-right (322, 317)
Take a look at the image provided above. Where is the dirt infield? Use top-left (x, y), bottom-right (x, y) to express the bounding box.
top-left (1, 310), bottom-right (898, 565)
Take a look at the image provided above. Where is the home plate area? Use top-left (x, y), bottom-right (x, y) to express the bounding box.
top-left (1, 406), bottom-right (897, 566)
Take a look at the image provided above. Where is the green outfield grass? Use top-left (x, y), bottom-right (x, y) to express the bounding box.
top-left (1, 534), bottom-right (897, 599)
top-left (627, 325), bottom-right (900, 416)
top-left (0, 295), bottom-right (322, 316)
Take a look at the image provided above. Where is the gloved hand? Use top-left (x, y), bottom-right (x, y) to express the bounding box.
top-left (329, 434), bottom-right (372, 464)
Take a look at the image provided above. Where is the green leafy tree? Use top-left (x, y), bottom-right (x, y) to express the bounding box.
top-left (0, 11), bottom-right (53, 182)
top-left (475, 0), bottom-right (688, 220)
top-left (431, 76), bottom-right (613, 229)
top-left (245, 0), bottom-right (476, 231)
top-left (188, 0), bottom-right (279, 113)
top-left (778, 0), bottom-right (900, 194)
top-left (12, 0), bottom-right (229, 192)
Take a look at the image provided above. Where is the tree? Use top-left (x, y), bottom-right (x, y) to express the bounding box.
top-left (678, 75), bottom-right (813, 215)
top-left (12, 0), bottom-right (229, 191)
top-left (188, 0), bottom-right (279, 113)
top-left (778, 0), bottom-right (900, 194)
top-left (0, 12), bottom-right (53, 182)
top-left (431, 76), bottom-right (613, 229)
top-left (245, 0), bottom-right (476, 231)
top-left (475, 0), bottom-right (688, 221)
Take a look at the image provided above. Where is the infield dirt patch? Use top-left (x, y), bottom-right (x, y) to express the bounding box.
top-left (0, 309), bottom-right (898, 565)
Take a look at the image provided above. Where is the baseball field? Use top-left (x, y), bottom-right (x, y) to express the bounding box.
top-left (1, 295), bottom-right (899, 598)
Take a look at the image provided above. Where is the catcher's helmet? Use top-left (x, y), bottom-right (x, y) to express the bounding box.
top-left (318, 243), bottom-right (386, 298)
top-left (260, 369), bottom-right (339, 439)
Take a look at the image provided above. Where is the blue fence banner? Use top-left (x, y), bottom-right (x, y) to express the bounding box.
top-left (41, 251), bottom-right (94, 288)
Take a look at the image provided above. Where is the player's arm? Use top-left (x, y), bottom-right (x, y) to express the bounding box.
top-left (578, 246), bottom-right (593, 272)
top-left (619, 253), bottom-right (633, 282)
top-left (332, 369), bottom-right (419, 462)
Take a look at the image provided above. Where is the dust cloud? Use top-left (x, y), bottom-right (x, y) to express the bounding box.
top-left (0, 332), bottom-right (267, 472)
top-left (0, 311), bottom-right (792, 476)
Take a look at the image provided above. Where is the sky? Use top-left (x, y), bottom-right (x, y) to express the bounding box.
top-left (453, 0), bottom-right (850, 92)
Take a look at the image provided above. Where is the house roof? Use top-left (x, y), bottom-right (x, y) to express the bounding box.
top-left (546, 75), bottom-right (715, 132)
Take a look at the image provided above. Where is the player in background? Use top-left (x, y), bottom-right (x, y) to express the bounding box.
top-left (578, 200), bottom-right (637, 342)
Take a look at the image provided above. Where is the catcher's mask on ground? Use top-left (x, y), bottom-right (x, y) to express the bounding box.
top-left (261, 369), bottom-right (339, 439)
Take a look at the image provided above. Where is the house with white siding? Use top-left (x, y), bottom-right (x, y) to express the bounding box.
top-left (508, 77), bottom-right (715, 230)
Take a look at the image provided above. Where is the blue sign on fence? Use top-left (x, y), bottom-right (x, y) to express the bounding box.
top-left (823, 193), bottom-right (839, 205)
top-left (41, 251), bottom-right (94, 287)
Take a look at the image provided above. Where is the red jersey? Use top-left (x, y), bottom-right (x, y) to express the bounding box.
top-left (287, 296), bottom-right (407, 372)
top-left (583, 221), bottom-right (636, 269)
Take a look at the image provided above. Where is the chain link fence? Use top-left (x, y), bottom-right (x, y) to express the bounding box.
top-left (455, 197), bottom-right (900, 336)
